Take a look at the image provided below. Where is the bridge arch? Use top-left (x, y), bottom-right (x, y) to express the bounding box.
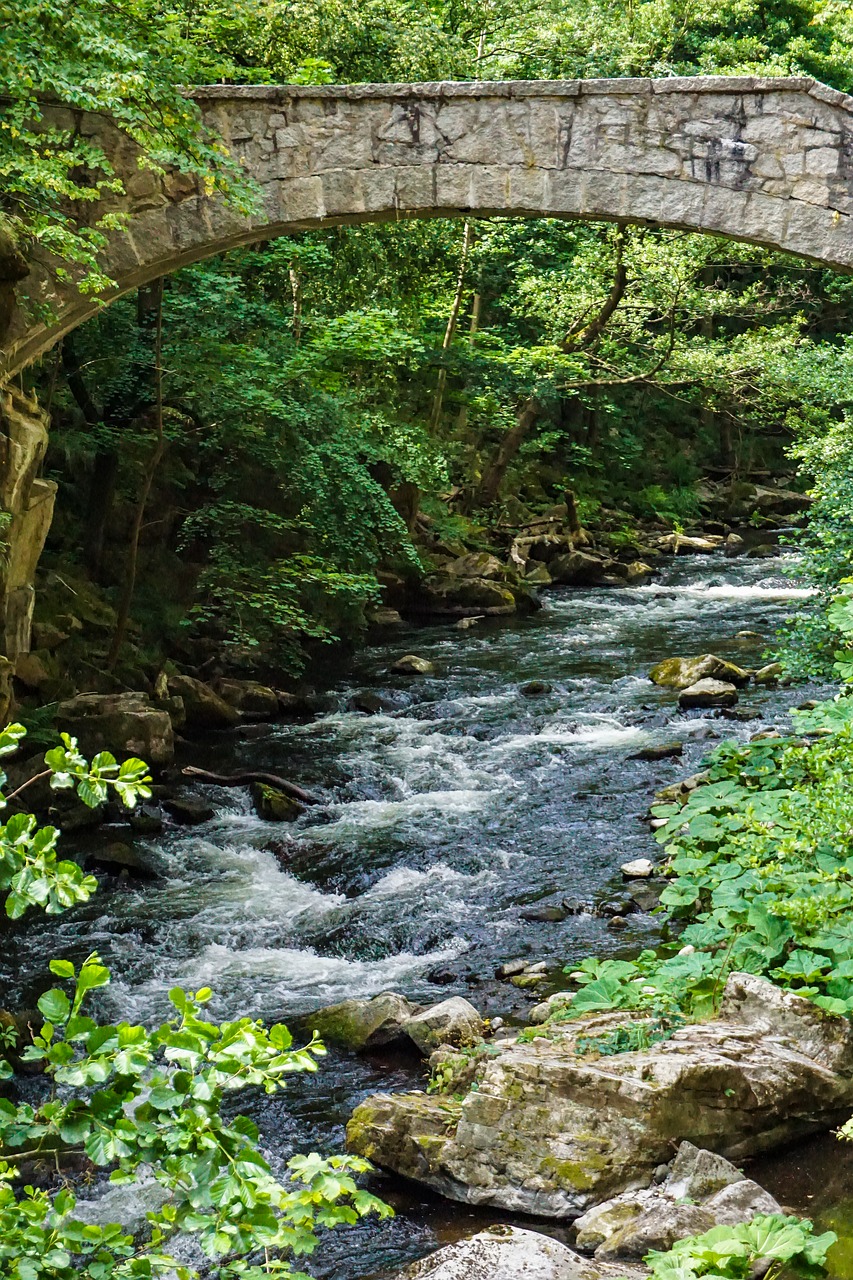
top-left (4, 75), bottom-right (853, 377)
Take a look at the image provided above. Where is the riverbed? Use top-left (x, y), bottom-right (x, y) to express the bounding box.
top-left (4, 551), bottom-right (852, 1278)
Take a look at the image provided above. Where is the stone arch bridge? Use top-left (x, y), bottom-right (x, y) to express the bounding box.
top-left (1, 74), bottom-right (853, 681)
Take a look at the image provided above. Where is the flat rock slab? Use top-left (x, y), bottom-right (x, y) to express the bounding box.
top-left (394, 1226), bottom-right (645, 1279)
top-left (348, 974), bottom-right (853, 1217)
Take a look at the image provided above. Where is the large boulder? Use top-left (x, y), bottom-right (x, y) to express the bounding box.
top-left (55, 692), bottom-right (174, 765)
top-left (411, 576), bottom-right (518, 617)
top-left (549, 552), bottom-right (616, 587)
top-left (166, 674), bottom-right (239, 730)
top-left (306, 992), bottom-right (417, 1052)
top-left (214, 679), bottom-right (279, 720)
top-left (347, 974), bottom-right (853, 1218)
top-left (404, 997), bottom-right (485, 1055)
top-left (394, 1226), bottom-right (643, 1280)
top-left (649, 655), bottom-right (750, 689)
top-left (444, 552), bottom-right (507, 580)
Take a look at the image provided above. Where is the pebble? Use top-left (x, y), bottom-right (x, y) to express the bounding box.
top-left (496, 959), bottom-right (528, 979)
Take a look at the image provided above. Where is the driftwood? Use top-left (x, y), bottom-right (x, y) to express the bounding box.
top-left (181, 766), bottom-right (320, 806)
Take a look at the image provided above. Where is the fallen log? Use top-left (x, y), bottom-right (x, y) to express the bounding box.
top-left (181, 766), bottom-right (320, 806)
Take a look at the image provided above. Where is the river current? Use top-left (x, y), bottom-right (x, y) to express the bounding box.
top-left (5, 551), bottom-right (852, 1278)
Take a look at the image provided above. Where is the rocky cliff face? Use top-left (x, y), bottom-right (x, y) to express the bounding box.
top-left (347, 974), bottom-right (853, 1217)
top-left (0, 387), bottom-right (57, 719)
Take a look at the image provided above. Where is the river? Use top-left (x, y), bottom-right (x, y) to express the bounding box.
top-left (4, 551), bottom-right (852, 1278)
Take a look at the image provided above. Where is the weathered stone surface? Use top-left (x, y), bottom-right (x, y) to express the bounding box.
top-left (163, 794), bottom-right (216, 825)
top-left (411, 576), bottom-right (517, 617)
top-left (573, 1140), bottom-right (780, 1261)
top-left (649, 654), bottom-right (750, 689)
top-left (10, 78), bottom-right (853, 385)
top-left (391, 653), bottom-right (435, 675)
top-left (306, 992), bottom-right (417, 1051)
top-left (678, 678), bottom-right (738, 708)
top-left (394, 1225), bottom-right (643, 1280)
top-left (754, 662), bottom-right (783, 685)
top-left (347, 973), bottom-right (853, 1218)
top-left (404, 997), bottom-right (485, 1054)
top-left (214, 678), bottom-right (279, 719)
top-left (445, 552), bottom-right (506, 580)
top-left (166, 674), bottom-right (240, 730)
top-left (55, 692), bottom-right (174, 765)
top-left (595, 1202), bottom-right (716, 1260)
top-left (549, 552), bottom-right (615, 586)
top-left (664, 1140), bottom-right (744, 1201)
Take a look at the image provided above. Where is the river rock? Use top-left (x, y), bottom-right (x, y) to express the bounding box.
top-left (166, 674), bottom-right (240, 730)
top-left (394, 1225), bottom-right (644, 1280)
top-left (649, 654), bottom-right (750, 689)
top-left (595, 1202), bottom-right (715, 1260)
top-left (445, 552), bottom-right (506, 580)
top-left (404, 997), bottom-right (485, 1054)
top-left (678, 678), bottom-right (738, 709)
top-left (525, 562), bottom-right (553, 586)
top-left (347, 973), bottom-right (853, 1217)
top-left (754, 662), bottom-right (783, 686)
top-left (574, 1140), bottom-right (780, 1262)
top-left (620, 859), bottom-right (653, 879)
top-left (250, 783), bottom-right (305, 822)
top-left (391, 654), bottom-right (435, 675)
top-left (748, 543), bottom-right (778, 558)
top-left (520, 680), bottom-right (552, 697)
top-left (55, 692), bottom-right (175, 765)
top-left (214, 678), bottom-right (279, 720)
top-left (163, 794), bottom-right (215, 825)
top-left (369, 607), bottom-right (404, 627)
top-left (656, 533), bottom-right (724, 554)
top-left (629, 741), bottom-right (683, 761)
top-left (412, 576), bottom-right (517, 617)
top-left (307, 992), bottom-right (417, 1051)
top-left (724, 533), bottom-right (745, 557)
top-left (76, 1174), bottom-right (171, 1237)
top-left (549, 552), bottom-right (614, 586)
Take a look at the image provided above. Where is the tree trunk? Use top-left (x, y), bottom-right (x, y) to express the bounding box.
top-left (429, 219), bottom-right (474, 432)
top-left (107, 280), bottom-right (166, 669)
top-left (476, 398), bottom-right (539, 509)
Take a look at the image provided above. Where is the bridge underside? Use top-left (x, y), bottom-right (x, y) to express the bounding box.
top-left (4, 75), bottom-right (853, 377)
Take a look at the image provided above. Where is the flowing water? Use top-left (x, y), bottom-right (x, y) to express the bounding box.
top-left (5, 551), bottom-right (850, 1278)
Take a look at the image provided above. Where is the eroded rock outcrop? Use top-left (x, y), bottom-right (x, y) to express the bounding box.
top-left (347, 974), bottom-right (853, 1218)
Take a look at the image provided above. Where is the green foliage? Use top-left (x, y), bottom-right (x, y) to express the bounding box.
top-left (644, 1214), bottom-right (836, 1280)
top-left (1, 0), bottom-right (253, 299)
top-left (0, 958), bottom-right (390, 1280)
top-left (0, 724), bottom-right (150, 919)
